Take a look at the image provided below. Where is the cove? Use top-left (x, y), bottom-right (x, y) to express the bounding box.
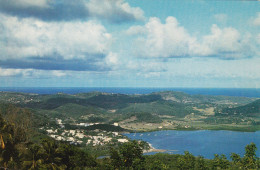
top-left (124, 130), bottom-right (260, 159)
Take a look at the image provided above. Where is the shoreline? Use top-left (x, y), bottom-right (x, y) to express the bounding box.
top-left (125, 127), bottom-right (260, 133)
top-left (143, 143), bottom-right (167, 154)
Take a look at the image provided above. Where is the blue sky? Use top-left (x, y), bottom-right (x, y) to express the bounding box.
top-left (0, 0), bottom-right (259, 88)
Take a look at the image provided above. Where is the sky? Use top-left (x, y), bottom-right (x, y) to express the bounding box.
top-left (0, 0), bottom-right (260, 88)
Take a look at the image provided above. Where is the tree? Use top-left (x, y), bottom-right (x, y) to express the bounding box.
top-left (195, 155), bottom-right (207, 170)
top-left (109, 140), bottom-right (145, 169)
top-left (177, 151), bottom-right (196, 169)
top-left (109, 147), bottom-right (122, 169)
top-left (230, 153), bottom-right (243, 169)
top-left (40, 139), bottom-right (62, 169)
top-left (211, 154), bottom-right (229, 169)
top-left (243, 142), bottom-right (257, 169)
top-left (119, 140), bottom-right (144, 168)
top-left (70, 148), bottom-right (97, 168)
top-left (149, 160), bottom-right (168, 170)
top-left (0, 104), bottom-right (32, 143)
top-left (22, 144), bottom-right (44, 170)
top-left (0, 114), bottom-right (20, 169)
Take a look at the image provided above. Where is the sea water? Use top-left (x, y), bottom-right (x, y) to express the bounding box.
top-left (124, 130), bottom-right (260, 159)
top-left (0, 87), bottom-right (260, 97)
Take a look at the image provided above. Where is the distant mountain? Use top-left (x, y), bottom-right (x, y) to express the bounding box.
top-left (1, 91), bottom-right (260, 132)
top-left (221, 99), bottom-right (260, 116)
top-left (155, 91), bottom-right (256, 104)
top-left (0, 91), bottom-right (257, 119)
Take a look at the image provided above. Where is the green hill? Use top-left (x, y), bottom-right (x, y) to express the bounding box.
top-left (117, 101), bottom-right (195, 117)
top-left (1, 91), bottom-right (259, 130)
top-left (54, 103), bottom-right (106, 118)
top-left (222, 99), bottom-right (260, 116)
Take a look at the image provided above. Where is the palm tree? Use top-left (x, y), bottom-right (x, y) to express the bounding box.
top-left (22, 144), bottom-right (43, 170)
top-left (0, 117), bottom-right (18, 169)
top-left (40, 139), bottom-right (62, 169)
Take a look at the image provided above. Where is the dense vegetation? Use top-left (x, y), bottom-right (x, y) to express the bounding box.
top-left (127, 112), bottom-right (163, 123)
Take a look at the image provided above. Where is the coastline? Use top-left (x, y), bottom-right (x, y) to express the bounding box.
top-left (125, 125), bottom-right (260, 133)
top-left (143, 143), bottom-right (167, 154)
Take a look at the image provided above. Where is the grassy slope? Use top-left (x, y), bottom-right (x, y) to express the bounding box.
top-left (54, 103), bottom-right (106, 118)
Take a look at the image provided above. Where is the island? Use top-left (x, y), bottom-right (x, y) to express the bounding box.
top-left (0, 91), bottom-right (259, 169)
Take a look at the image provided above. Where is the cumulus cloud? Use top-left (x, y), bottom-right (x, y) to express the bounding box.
top-left (126, 25), bottom-right (147, 35)
top-left (127, 17), bottom-right (256, 59)
top-left (0, 0), bottom-right (144, 23)
top-left (0, 68), bottom-right (25, 77)
top-left (86, 0), bottom-right (145, 23)
top-left (129, 17), bottom-right (197, 58)
top-left (0, 13), bottom-right (112, 71)
top-left (253, 12), bottom-right (260, 26)
top-left (105, 52), bottom-right (119, 66)
top-left (0, 67), bottom-right (71, 78)
top-left (198, 24), bottom-right (253, 59)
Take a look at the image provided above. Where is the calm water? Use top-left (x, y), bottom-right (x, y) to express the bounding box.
top-left (124, 130), bottom-right (260, 159)
top-left (0, 87), bottom-right (260, 97)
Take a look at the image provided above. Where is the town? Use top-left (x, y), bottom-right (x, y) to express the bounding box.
top-left (42, 118), bottom-right (129, 148)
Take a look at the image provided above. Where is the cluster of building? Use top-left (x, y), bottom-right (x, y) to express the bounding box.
top-left (42, 119), bottom-right (129, 146)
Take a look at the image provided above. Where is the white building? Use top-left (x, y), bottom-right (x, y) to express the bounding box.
top-left (118, 139), bottom-right (128, 143)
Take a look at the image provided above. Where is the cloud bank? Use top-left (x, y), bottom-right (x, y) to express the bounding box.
top-left (127, 17), bottom-right (256, 59)
top-left (0, 13), bottom-right (113, 71)
top-left (0, 0), bottom-right (144, 23)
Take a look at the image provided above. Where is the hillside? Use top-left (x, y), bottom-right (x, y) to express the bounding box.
top-left (221, 99), bottom-right (260, 116)
top-left (0, 91), bottom-right (259, 132)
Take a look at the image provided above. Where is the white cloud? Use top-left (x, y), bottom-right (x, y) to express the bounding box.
top-left (198, 24), bottom-right (252, 58)
top-left (128, 17), bottom-right (255, 59)
top-left (105, 52), bottom-right (119, 66)
top-left (253, 12), bottom-right (260, 26)
top-left (0, 13), bottom-right (112, 60)
top-left (0, 68), bottom-right (23, 77)
top-left (0, 67), bottom-right (72, 78)
top-left (130, 17), bottom-right (196, 58)
top-left (52, 70), bottom-right (67, 77)
top-left (126, 25), bottom-right (146, 35)
top-left (86, 0), bottom-right (145, 22)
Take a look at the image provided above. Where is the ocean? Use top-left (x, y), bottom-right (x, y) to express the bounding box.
top-left (125, 130), bottom-right (260, 159)
top-left (0, 87), bottom-right (260, 97)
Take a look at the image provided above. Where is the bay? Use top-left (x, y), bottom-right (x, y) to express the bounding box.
top-left (124, 130), bottom-right (260, 159)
